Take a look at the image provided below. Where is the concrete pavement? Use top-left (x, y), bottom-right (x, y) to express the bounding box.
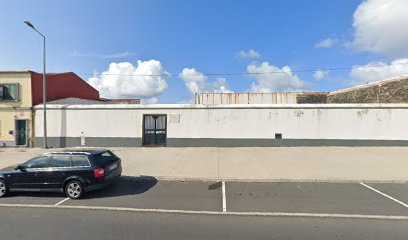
top-left (1, 147), bottom-right (408, 182)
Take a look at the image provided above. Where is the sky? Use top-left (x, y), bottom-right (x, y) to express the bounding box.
top-left (1, 0), bottom-right (408, 103)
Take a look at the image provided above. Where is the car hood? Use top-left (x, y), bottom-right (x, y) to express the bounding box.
top-left (0, 165), bottom-right (18, 173)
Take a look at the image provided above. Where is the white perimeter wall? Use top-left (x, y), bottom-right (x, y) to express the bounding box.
top-left (34, 104), bottom-right (408, 140)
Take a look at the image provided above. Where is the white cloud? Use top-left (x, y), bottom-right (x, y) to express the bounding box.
top-left (349, 58), bottom-right (408, 85)
top-left (350, 0), bottom-right (408, 57)
top-left (315, 38), bottom-right (337, 48)
top-left (179, 68), bottom-right (232, 93)
top-left (211, 77), bottom-right (232, 93)
top-left (313, 70), bottom-right (329, 80)
top-left (88, 60), bottom-right (169, 102)
top-left (236, 49), bottom-right (261, 59)
top-left (69, 50), bottom-right (137, 59)
top-left (247, 62), bottom-right (308, 92)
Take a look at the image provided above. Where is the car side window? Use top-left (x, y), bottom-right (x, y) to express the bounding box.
top-left (91, 151), bottom-right (118, 165)
top-left (71, 155), bottom-right (90, 167)
top-left (49, 155), bottom-right (71, 168)
top-left (22, 156), bottom-right (50, 169)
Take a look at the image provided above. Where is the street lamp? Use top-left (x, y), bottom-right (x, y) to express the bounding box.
top-left (24, 21), bottom-right (47, 148)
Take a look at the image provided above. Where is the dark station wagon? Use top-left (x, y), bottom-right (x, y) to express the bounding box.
top-left (0, 149), bottom-right (122, 199)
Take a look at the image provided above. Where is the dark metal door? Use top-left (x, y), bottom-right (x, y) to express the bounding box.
top-left (15, 119), bottom-right (28, 146)
top-left (143, 115), bottom-right (167, 146)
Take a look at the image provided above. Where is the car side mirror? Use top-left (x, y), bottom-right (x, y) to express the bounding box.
top-left (15, 165), bottom-right (26, 171)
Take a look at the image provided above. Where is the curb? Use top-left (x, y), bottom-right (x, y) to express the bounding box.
top-left (136, 175), bottom-right (408, 184)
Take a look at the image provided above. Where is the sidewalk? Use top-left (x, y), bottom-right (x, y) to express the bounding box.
top-left (1, 147), bottom-right (408, 182)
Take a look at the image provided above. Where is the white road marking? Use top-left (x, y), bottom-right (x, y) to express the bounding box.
top-left (0, 203), bottom-right (407, 220)
top-left (54, 198), bottom-right (70, 206)
top-left (360, 183), bottom-right (408, 208)
top-left (222, 181), bottom-right (227, 212)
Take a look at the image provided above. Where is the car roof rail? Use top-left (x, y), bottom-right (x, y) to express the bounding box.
top-left (45, 151), bottom-right (92, 155)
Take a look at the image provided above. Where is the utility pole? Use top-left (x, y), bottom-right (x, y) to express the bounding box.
top-left (24, 21), bottom-right (47, 148)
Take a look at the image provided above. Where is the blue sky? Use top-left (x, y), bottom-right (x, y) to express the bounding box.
top-left (1, 0), bottom-right (408, 103)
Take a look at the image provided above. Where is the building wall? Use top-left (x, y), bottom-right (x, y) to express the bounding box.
top-left (34, 104), bottom-right (408, 147)
top-left (327, 76), bottom-right (408, 104)
top-left (31, 72), bottom-right (100, 106)
top-left (0, 71), bottom-right (103, 147)
top-left (296, 92), bottom-right (328, 104)
top-left (0, 72), bottom-right (32, 107)
top-left (0, 72), bottom-right (33, 146)
top-left (0, 110), bottom-right (32, 146)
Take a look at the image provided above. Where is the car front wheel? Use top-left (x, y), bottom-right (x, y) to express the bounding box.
top-left (65, 180), bottom-right (84, 199)
top-left (0, 180), bottom-right (8, 198)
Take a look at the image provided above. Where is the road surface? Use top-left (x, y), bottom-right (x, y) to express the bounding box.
top-left (0, 178), bottom-right (407, 239)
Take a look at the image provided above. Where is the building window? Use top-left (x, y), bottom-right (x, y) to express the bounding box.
top-left (0, 84), bottom-right (19, 101)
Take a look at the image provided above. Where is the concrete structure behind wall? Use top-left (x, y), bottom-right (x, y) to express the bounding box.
top-left (195, 93), bottom-right (298, 105)
top-left (34, 104), bottom-right (408, 148)
top-left (197, 76), bottom-right (408, 105)
top-left (296, 92), bottom-right (328, 104)
top-left (327, 76), bottom-right (408, 103)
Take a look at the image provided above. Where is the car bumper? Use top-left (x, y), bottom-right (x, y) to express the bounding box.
top-left (86, 170), bottom-right (122, 192)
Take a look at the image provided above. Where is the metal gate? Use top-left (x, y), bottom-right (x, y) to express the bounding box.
top-left (143, 115), bottom-right (167, 146)
top-left (15, 119), bottom-right (28, 146)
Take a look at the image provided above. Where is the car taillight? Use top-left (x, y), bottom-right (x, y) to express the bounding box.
top-left (94, 168), bottom-right (105, 179)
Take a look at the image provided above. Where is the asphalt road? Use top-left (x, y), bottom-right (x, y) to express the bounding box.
top-left (1, 207), bottom-right (408, 240)
top-left (0, 178), bottom-right (408, 239)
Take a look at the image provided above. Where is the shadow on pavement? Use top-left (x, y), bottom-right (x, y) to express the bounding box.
top-left (83, 175), bottom-right (158, 199)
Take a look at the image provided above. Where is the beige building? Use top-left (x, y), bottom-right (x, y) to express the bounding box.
top-left (0, 70), bottom-right (101, 147)
top-left (0, 71), bottom-right (33, 147)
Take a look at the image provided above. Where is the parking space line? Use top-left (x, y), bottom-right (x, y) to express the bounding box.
top-left (55, 198), bottom-right (70, 206)
top-left (360, 183), bottom-right (408, 208)
top-left (222, 181), bottom-right (227, 212)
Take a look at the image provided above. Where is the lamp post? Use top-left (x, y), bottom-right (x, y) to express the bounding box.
top-left (24, 21), bottom-right (47, 148)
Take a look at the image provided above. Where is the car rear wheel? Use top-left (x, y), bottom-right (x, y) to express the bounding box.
top-left (65, 180), bottom-right (84, 199)
top-left (0, 180), bottom-right (7, 198)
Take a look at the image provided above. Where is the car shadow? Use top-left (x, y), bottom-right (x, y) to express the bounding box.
top-left (82, 175), bottom-right (158, 199)
top-left (7, 176), bottom-right (158, 199)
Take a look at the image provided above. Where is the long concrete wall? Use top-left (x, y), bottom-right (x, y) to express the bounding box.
top-left (33, 104), bottom-right (408, 147)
